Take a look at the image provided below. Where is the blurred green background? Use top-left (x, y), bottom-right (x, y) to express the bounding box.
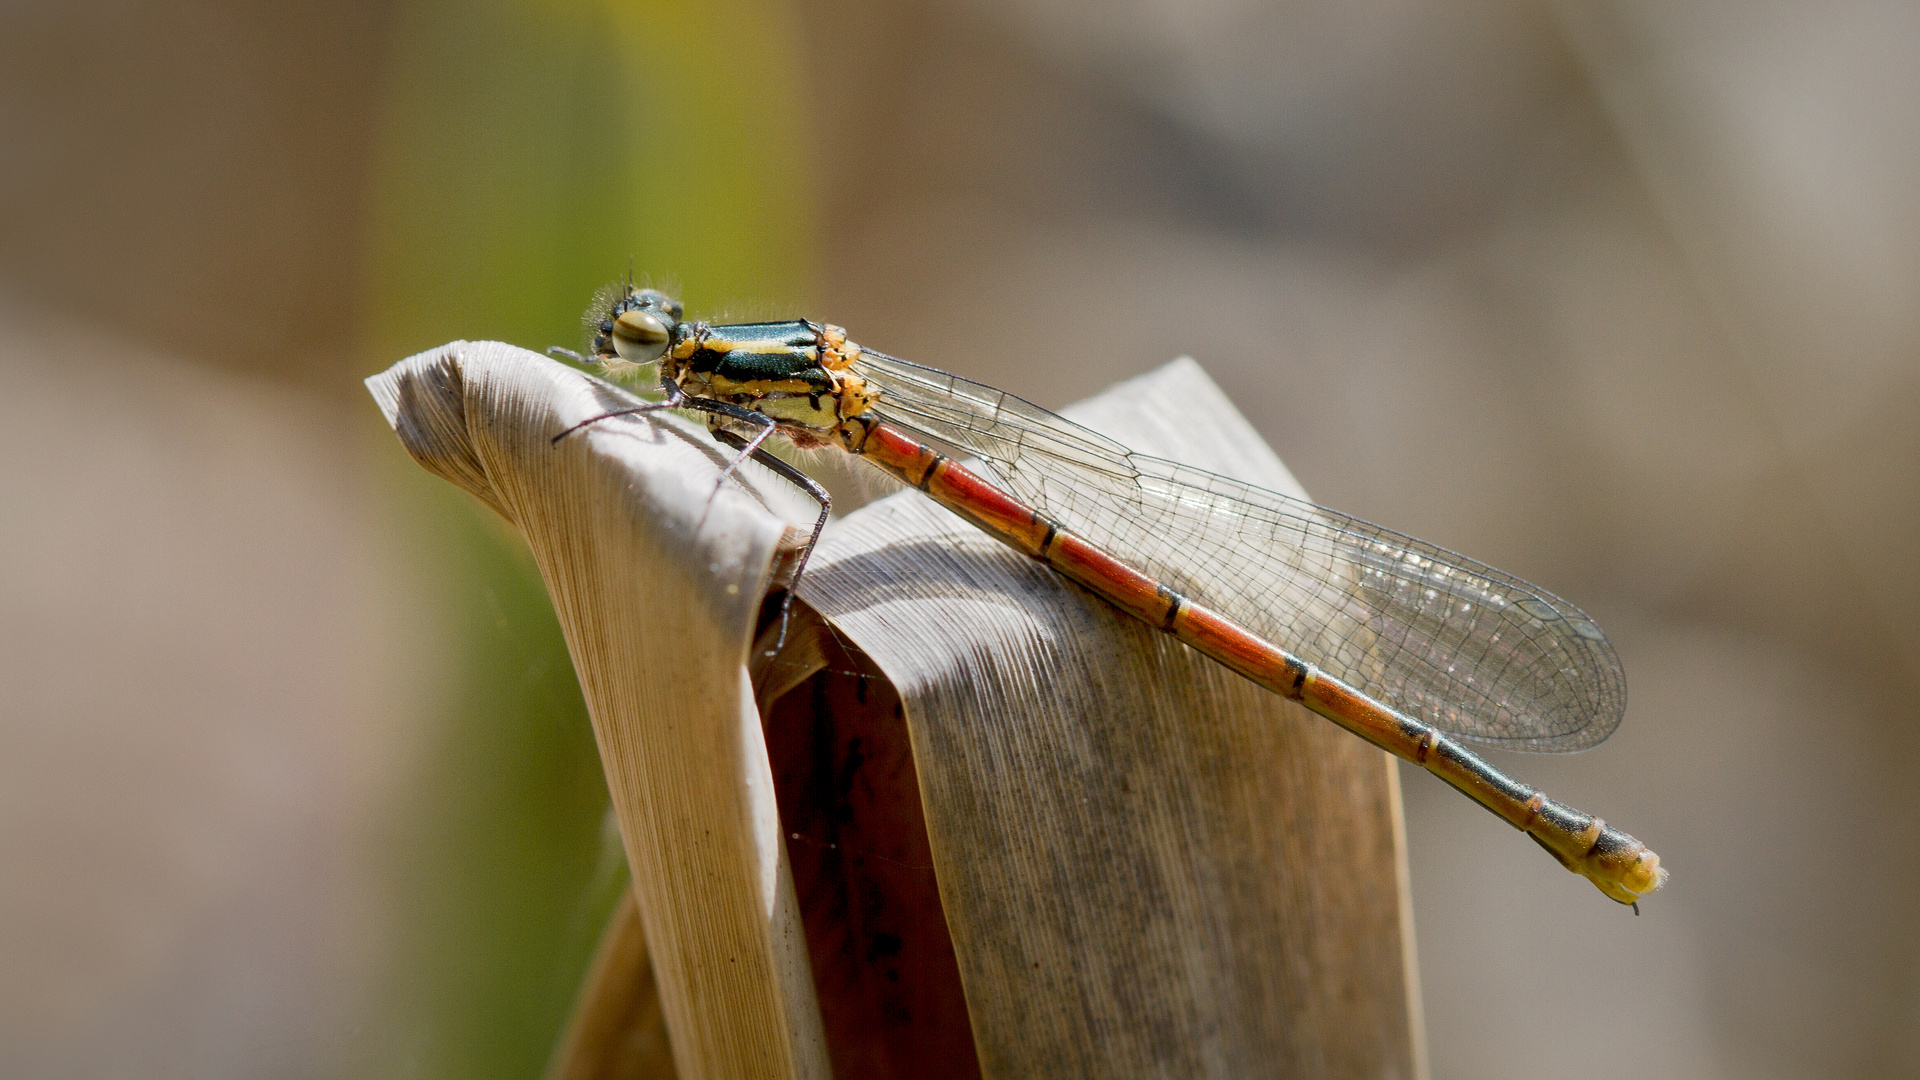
top-left (5, 0), bottom-right (815, 1075)
top-left (367, 1), bottom-right (810, 1076)
top-left (5, 0), bottom-right (1919, 1077)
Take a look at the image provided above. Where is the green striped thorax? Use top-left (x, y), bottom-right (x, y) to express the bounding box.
top-left (586, 285), bottom-right (879, 447)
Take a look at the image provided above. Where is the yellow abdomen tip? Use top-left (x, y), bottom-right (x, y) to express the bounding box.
top-left (1589, 847), bottom-right (1666, 905)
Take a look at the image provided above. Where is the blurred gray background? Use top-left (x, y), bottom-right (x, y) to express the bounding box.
top-left (3, 0), bottom-right (1916, 1077)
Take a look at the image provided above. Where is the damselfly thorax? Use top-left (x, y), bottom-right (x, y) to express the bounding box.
top-left (587, 285), bottom-right (878, 451)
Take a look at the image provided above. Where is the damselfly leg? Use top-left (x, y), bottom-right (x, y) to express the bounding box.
top-left (711, 427), bottom-right (832, 655)
top-left (551, 373), bottom-right (833, 655)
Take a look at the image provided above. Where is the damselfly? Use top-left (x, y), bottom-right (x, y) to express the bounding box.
top-left (551, 285), bottom-right (1666, 908)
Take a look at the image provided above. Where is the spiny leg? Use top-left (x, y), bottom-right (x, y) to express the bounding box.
top-left (709, 409), bottom-right (779, 490)
top-left (550, 376), bottom-right (687, 443)
top-left (713, 428), bottom-right (832, 656)
top-left (546, 372), bottom-right (828, 654)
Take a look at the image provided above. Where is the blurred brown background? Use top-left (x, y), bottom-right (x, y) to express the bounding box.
top-left (3, 0), bottom-right (1916, 1077)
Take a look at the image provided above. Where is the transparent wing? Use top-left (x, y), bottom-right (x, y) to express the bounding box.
top-left (854, 350), bottom-right (1626, 752)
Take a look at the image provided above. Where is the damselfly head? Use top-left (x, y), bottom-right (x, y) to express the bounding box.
top-left (585, 285), bottom-right (684, 376)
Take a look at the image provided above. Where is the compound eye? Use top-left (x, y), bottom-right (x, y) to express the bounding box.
top-left (610, 308), bottom-right (671, 363)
